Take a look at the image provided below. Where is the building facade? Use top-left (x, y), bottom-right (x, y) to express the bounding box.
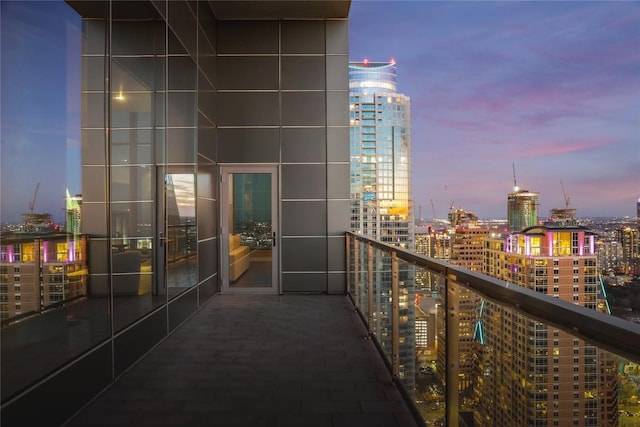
top-left (0, 1), bottom-right (351, 425)
top-left (616, 226), bottom-right (640, 276)
top-left (478, 219), bottom-right (618, 426)
top-left (349, 61), bottom-right (413, 249)
top-left (508, 189), bottom-right (540, 232)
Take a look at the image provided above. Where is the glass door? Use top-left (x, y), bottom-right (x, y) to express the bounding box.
top-left (220, 165), bottom-right (278, 293)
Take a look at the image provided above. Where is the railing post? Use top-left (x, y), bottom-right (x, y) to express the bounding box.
top-left (368, 243), bottom-right (374, 332)
top-left (353, 236), bottom-right (359, 304)
top-left (445, 272), bottom-right (459, 427)
top-left (391, 251), bottom-right (400, 379)
top-left (346, 234), bottom-right (351, 295)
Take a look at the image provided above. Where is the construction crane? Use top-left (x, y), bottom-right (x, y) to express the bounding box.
top-left (29, 182), bottom-right (40, 215)
top-left (430, 198), bottom-right (437, 222)
top-left (560, 179), bottom-right (570, 209)
top-left (550, 179), bottom-right (576, 221)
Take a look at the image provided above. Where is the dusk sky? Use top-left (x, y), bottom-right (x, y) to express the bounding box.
top-left (1, 1), bottom-right (638, 224)
top-left (349, 0), bottom-right (640, 219)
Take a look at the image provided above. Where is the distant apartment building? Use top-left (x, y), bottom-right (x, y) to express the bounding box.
top-left (596, 238), bottom-right (624, 274)
top-left (478, 215), bottom-right (618, 427)
top-left (616, 226), bottom-right (640, 276)
top-left (414, 224), bottom-right (451, 293)
top-left (0, 233), bottom-right (88, 322)
top-left (415, 225), bottom-right (451, 260)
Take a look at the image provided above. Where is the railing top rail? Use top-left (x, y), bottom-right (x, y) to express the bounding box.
top-left (347, 231), bottom-right (640, 364)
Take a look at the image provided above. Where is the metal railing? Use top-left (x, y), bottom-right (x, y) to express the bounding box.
top-left (346, 232), bottom-right (640, 427)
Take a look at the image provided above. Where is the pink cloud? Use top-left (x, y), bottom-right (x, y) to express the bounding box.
top-left (506, 137), bottom-right (619, 158)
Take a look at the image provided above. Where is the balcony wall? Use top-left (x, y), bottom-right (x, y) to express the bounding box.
top-left (0, 1), bottom-right (350, 425)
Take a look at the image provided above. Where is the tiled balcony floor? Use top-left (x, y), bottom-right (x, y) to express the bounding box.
top-left (65, 294), bottom-right (421, 427)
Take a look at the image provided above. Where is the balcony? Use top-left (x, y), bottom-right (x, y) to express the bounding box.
top-left (3, 232), bottom-right (634, 426)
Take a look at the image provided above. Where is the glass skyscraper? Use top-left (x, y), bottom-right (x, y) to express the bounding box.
top-left (349, 61), bottom-right (414, 249)
top-left (349, 60), bottom-right (415, 389)
top-left (507, 188), bottom-right (539, 232)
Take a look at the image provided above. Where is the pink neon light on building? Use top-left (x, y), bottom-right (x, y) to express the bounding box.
top-left (68, 240), bottom-right (75, 262)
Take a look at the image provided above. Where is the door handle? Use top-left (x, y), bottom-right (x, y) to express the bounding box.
top-left (272, 232), bottom-right (276, 247)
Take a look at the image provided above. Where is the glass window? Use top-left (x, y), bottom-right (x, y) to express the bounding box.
top-left (0, 1), bottom-right (109, 401)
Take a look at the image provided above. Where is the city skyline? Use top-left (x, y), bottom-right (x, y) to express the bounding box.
top-left (349, 0), bottom-right (640, 219)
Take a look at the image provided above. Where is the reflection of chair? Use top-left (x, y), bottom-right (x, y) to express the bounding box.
top-left (229, 234), bottom-right (250, 281)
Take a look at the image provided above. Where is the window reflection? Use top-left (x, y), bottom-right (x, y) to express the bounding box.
top-left (167, 173), bottom-right (197, 296)
top-left (0, 1), bottom-right (108, 402)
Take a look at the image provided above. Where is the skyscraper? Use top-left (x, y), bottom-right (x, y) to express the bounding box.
top-left (349, 60), bottom-right (413, 249)
top-left (507, 188), bottom-right (539, 232)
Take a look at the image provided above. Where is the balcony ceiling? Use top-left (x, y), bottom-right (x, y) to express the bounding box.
top-left (208, 0), bottom-right (350, 19)
top-left (68, 1), bottom-right (350, 20)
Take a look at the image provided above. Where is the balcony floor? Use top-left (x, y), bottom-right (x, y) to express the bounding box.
top-left (65, 294), bottom-right (420, 427)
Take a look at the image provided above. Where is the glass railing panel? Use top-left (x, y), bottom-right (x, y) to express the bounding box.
top-left (370, 247), bottom-right (392, 365)
top-left (396, 258), bottom-right (417, 391)
top-left (617, 355), bottom-right (640, 425)
top-left (356, 239), bottom-right (369, 321)
top-left (441, 277), bottom-right (640, 427)
top-left (347, 235), bottom-right (355, 295)
top-left (414, 269), bottom-right (447, 426)
top-left (346, 233), bottom-right (640, 427)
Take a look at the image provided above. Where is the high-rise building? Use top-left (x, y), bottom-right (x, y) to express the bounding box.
top-left (507, 189), bottom-right (539, 232)
top-left (436, 207), bottom-right (488, 393)
top-left (478, 211), bottom-right (618, 426)
top-left (349, 60), bottom-right (413, 249)
top-left (616, 226), bottom-right (640, 275)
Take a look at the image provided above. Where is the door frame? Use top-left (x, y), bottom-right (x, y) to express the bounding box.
top-left (219, 164), bottom-right (280, 294)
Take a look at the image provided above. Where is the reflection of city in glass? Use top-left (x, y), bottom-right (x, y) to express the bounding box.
top-left (232, 173), bottom-right (272, 249)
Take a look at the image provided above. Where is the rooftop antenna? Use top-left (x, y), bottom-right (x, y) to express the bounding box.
top-left (512, 162), bottom-right (519, 192)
